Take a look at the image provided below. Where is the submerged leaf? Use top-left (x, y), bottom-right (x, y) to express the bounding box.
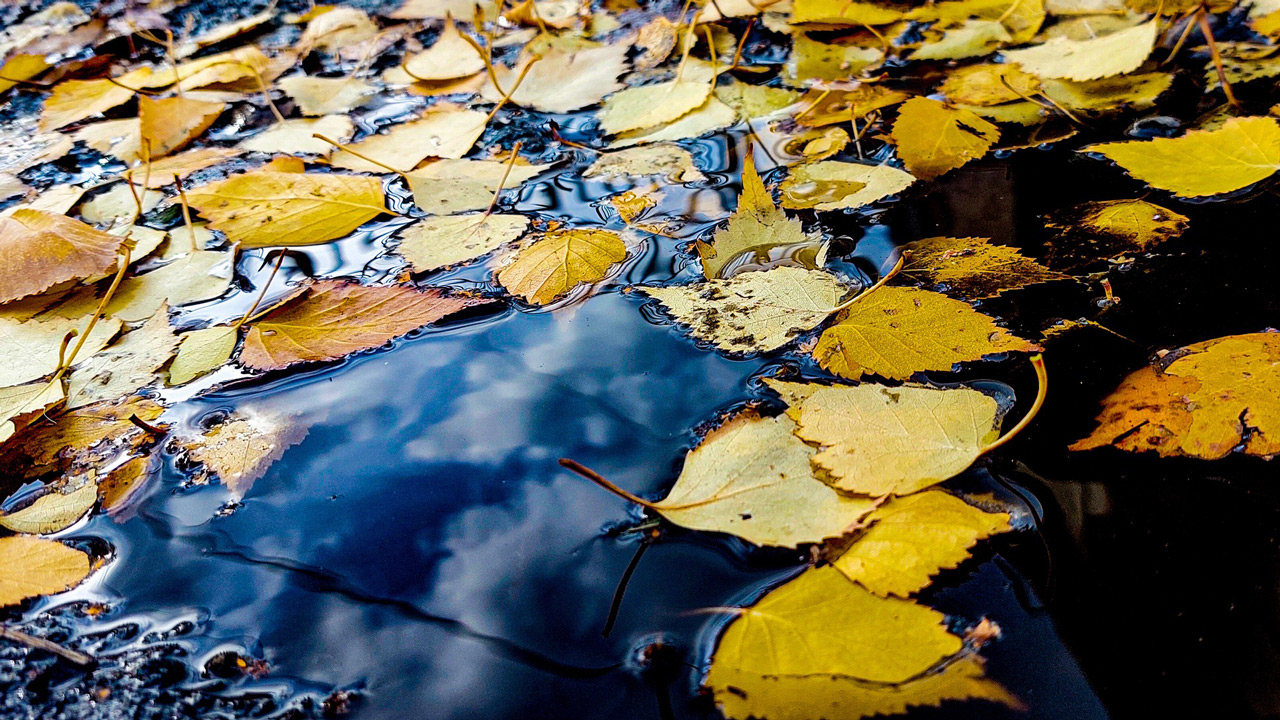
top-left (1043, 199), bottom-right (1189, 269)
top-left (177, 411), bottom-right (309, 498)
top-left (405, 159), bottom-right (550, 215)
top-left (584, 144), bottom-right (706, 182)
top-left (497, 228), bottom-right (627, 305)
top-left (779, 161), bottom-right (916, 210)
top-left (901, 236), bottom-right (1069, 298)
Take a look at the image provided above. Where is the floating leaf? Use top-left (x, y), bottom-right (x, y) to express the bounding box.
top-left (714, 81), bottom-right (801, 120)
top-left (52, 250), bottom-right (232, 323)
top-left (185, 170), bottom-right (387, 247)
top-left (177, 411), bottom-right (308, 498)
top-left (169, 325), bottom-right (238, 385)
top-left (142, 148), bottom-right (242, 188)
top-left (497, 228), bottom-right (627, 305)
top-left (891, 98), bottom-right (999, 181)
top-left (1083, 117), bottom-right (1280, 197)
top-left (403, 19), bottom-right (485, 81)
top-left (831, 491), bottom-right (1011, 596)
top-left (1002, 19), bottom-right (1156, 80)
top-left (277, 75), bottom-right (376, 116)
top-left (66, 306), bottom-right (178, 409)
top-left (784, 35), bottom-right (882, 85)
top-left (138, 95), bottom-right (224, 159)
top-left (99, 455), bottom-right (155, 515)
top-left (330, 108), bottom-right (488, 172)
top-left (0, 395), bottom-right (165, 479)
top-left (405, 158), bottom-right (550, 215)
top-left (1043, 199), bottom-right (1189, 269)
top-left (0, 54), bottom-right (50, 95)
top-left (240, 281), bottom-right (492, 370)
top-left (239, 115), bottom-right (356, 155)
top-left (901, 236), bottom-right (1069, 298)
top-left (1072, 333), bottom-right (1280, 459)
top-left (795, 85), bottom-right (909, 128)
top-left (696, 160), bottom-right (808, 279)
top-left (39, 68), bottom-right (152, 130)
top-left (912, 19), bottom-right (1011, 61)
top-left (597, 60), bottom-right (715, 135)
top-left (767, 378), bottom-right (1004, 495)
top-left (481, 44), bottom-right (629, 113)
top-left (641, 266), bottom-right (850, 353)
top-left (0, 536), bottom-right (90, 606)
top-left (584, 144), bottom-right (706, 182)
top-left (791, 0), bottom-right (902, 25)
top-left (397, 214), bottom-right (529, 272)
top-left (779, 161), bottom-right (916, 210)
top-left (0, 484), bottom-right (97, 535)
top-left (938, 63), bottom-right (1040, 106)
top-left (0, 315), bottom-right (121, 387)
top-left (0, 209), bottom-right (124, 304)
top-left (610, 97), bottom-right (737, 148)
top-left (1039, 72), bottom-right (1172, 112)
top-left (813, 286), bottom-right (1040, 381)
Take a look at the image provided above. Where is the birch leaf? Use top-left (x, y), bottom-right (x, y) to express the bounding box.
top-left (397, 214), bottom-right (529, 272)
top-left (405, 159), bottom-right (551, 215)
top-left (695, 161), bottom-right (808, 279)
top-left (891, 98), bottom-right (999, 181)
top-left (39, 69), bottom-right (152, 130)
top-left (766, 378), bottom-right (1004, 495)
top-left (640, 266), bottom-right (850, 353)
top-left (938, 63), bottom-right (1041, 106)
top-left (0, 209), bottom-right (124, 304)
top-left (480, 44), bottom-right (629, 113)
top-left (142, 148), bottom-right (242, 188)
top-left (238, 115), bottom-right (355, 155)
top-left (403, 19), bottom-right (485, 80)
top-left (0, 484), bottom-right (97, 535)
top-left (813, 286), bottom-right (1040, 381)
top-left (138, 95), bottom-right (224, 159)
top-left (1043, 199), bottom-right (1189, 269)
top-left (597, 60), bottom-right (715, 135)
top-left (584, 145), bottom-right (706, 182)
top-left (901, 236), bottom-right (1069, 298)
top-left (779, 161), bottom-right (916, 210)
top-left (1002, 19), bottom-right (1157, 80)
top-left (240, 281), bottom-right (493, 370)
top-left (185, 170), bottom-right (387, 247)
top-left (1083, 117), bottom-right (1280, 197)
top-left (497, 228), bottom-right (627, 305)
top-left (169, 325), bottom-right (238, 385)
top-left (0, 380), bottom-right (65, 443)
top-left (609, 98), bottom-right (737, 148)
top-left (277, 75), bottom-right (376, 116)
top-left (0, 314), bottom-right (122, 387)
top-left (0, 395), bottom-right (165, 479)
top-left (0, 536), bottom-right (90, 606)
top-left (176, 411), bottom-right (308, 498)
top-left (330, 108), bottom-right (488, 172)
top-left (634, 411), bottom-right (878, 546)
top-left (831, 491), bottom-right (1012, 597)
top-left (66, 306), bottom-right (178, 409)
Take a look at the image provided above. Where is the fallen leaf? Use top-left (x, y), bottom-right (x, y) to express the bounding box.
top-left (480, 44), bottom-right (629, 113)
top-left (1039, 72), bottom-right (1172, 112)
top-left (0, 54), bottom-right (50, 95)
top-left (597, 60), bottom-right (715, 135)
top-left (277, 75), bottom-right (376, 116)
top-left (240, 281), bottom-right (493, 370)
top-left (73, 118), bottom-right (144, 164)
top-left (791, 0), bottom-right (903, 25)
top-left (812, 286), bottom-right (1040, 381)
top-left (177, 411), bottom-right (308, 498)
top-left (78, 184), bottom-right (164, 225)
top-left (497, 228), bottom-right (627, 305)
top-left (642, 411), bottom-right (877, 547)
top-left (397, 214), bottom-right (530, 272)
top-left (99, 455), bottom-right (155, 515)
top-left (53, 250), bottom-right (232, 323)
top-left (0, 395), bottom-right (164, 479)
top-left (783, 35), bottom-right (882, 86)
top-left (891, 97), bottom-right (1000, 181)
top-left (330, 108), bottom-right (488, 172)
top-left (174, 7), bottom-right (275, 58)
top-left (901, 236), bottom-right (1069, 298)
top-left (610, 97), bottom-right (738, 148)
top-left (403, 19), bottom-right (485, 80)
top-left (0, 315), bottom-right (122, 387)
top-left (795, 85), bottom-right (909, 127)
top-left (1043, 199), bottom-right (1189, 269)
top-left (138, 95), bottom-right (224, 159)
top-left (831, 491), bottom-right (1011, 596)
top-left (584, 144), bottom-right (707, 182)
top-left (39, 68), bottom-right (152, 131)
top-left (185, 170), bottom-right (387, 247)
top-left (66, 306), bottom-right (178, 409)
top-left (0, 536), bottom-right (90, 606)
top-left (405, 158), bottom-right (551, 215)
top-left (238, 115), bottom-right (356, 155)
top-left (169, 325), bottom-right (238, 385)
top-left (766, 378), bottom-right (1004, 495)
top-left (634, 17), bottom-right (678, 70)
top-left (142, 148), bottom-right (242, 188)
top-left (164, 46), bottom-right (274, 91)
top-left (779, 161), bottom-right (916, 210)
top-left (300, 7), bottom-right (380, 53)
top-left (1072, 333), bottom-right (1280, 459)
top-left (0, 484), bottom-right (97, 535)
top-left (696, 160), bottom-right (808, 279)
top-left (913, 19), bottom-right (1012, 61)
top-left (0, 209), bottom-right (124, 304)
top-left (390, 0), bottom-right (495, 18)
top-left (939, 63), bottom-right (1040, 106)
top-left (640, 266), bottom-right (851, 353)
top-left (0, 381), bottom-right (65, 443)
top-left (1002, 19), bottom-right (1157, 80)
top-left (714, 81), bottom-right (801, 120)
top-left (1083, 117), bottom-right (1280, 197)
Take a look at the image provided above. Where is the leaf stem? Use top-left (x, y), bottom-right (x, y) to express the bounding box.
top-left (981, 354), bottom-right (1047, 454)
top-left (826, 254), bottom-right (904, 314)
top-left (481, 141), bottom-right (523, 220)
top-left (559, 458), bottom-right (657, 509)
top-left (313, 133), bottom-right (410, 180)
top-left (1198, 8), bottom-right (1239, 108)
top-left (234, 251), bottom-right (289, 329)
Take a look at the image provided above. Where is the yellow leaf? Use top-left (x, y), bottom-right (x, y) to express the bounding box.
top-left (831, 491), bottom-right (1011, 596)
top-left (404, 158), bottom-right (551, 215)
top-left (330, 108), bottom-right (488, 173)
top-left (99, 455), bottom-right (154, 514)
top-left (779, 161), bottom-right (916, 210)
top-left (39, 68), bottom-right (152, 131)
top-left (766, 378), bottom-right (1003, 495)
top-left (938, 63), bottom-right (1040, 106)
top-left (390, 0), bottom-right (496, 19)
top-left (1072, 333), bottom-right (1280, 459)
top-left (176, 411), bottom-right (308, 498)
top-left (714, 80), bottom-right (801, 120)
top-left (1043, 199), bottom-right (1188, 269)
top-left (0, 380), bottom-right (65, 443)
top-left (73, 118), bottom-right (143, 164)
top-left (397, 214), bottom-right (530, 272)
top-left (696, 160), bottom-right (808, 279)
top-left (142, 148), bottom-right (242, 188)
top-left (277, 75), bottom-right (376, 116)
top-left (813, 286), bottom-right (1040, 381)
top-left (0, 395), bottom-right (164, 479)
top-left (1083, 116), bottom-right (1280, 197)
top-left (169, 325), bottom-right (238, 385)
top-left (641, 266), bottom-right (850, 353)
top-left (53, 250), bottom-right (232, 323)
top-left (403, 19), bottom-right (486, 80)
top-left (597, 60), bottom-right (715, 135)
top-left (497, 228), bottom-right (627, 305)
top-left (300, 7), bottom-right (380, 53)
top-left (240, 281), bottom-right (493, 370)
top-left (0, 536), bottom-right (90, 606)
top-left (584, 144), bottom-right (707, 182)
top-left (901, 236), bottom-right (1069, 298)
top-left (912, 19), bottom-right (1011, 61)
top-left (783, 35), bottom-right (882, 86)
top-left (1039, 72), bottom-right (1172, 112)
top-left (891, 97), bottom-right (999, 181)
top-left (0, 54), bottom-right (50, 95)
top-left (795, 85), bottom-right (909, 128)
top-left (609, 97), bottom-right (737, 149)
top-left (790, 0), bottom-right (903, 25)
top-left (0, 209), bottom-right (125, 304)
top-left (633, 411), bottom-right (878, 547)
top-left (162, 46), bottom-right (273, 91)
top-left (185, 170), bottom-right (387, 247)
top-left (634, 17), bottom-right (678, 69)
top-left (138, 95), bottom-right (224, 159)
top-left (239, 115), bottom-right (355, 155)
top-left (480, 44), bottom-right (629, 113)
top-left (0, 314), bottom-right (122, 386)
top-left (66, 307), bottom-right (178, 409)
top-left (1001, 19), bottom-right (1157, 81)
top-left (0, 484), bottom-right (97, 535)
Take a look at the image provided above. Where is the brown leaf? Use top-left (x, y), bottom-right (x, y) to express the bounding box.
top-left (0, 209), bottom-right (125, 304)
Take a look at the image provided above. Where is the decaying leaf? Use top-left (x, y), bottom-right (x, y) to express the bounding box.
top-left (1002, 19), bottom-right (1157, 80)
top-left (795, 85), bottom-right (909, 128)
top-left (497, 228), bottom-right (627, 305)
top-left (779, 161), bottom-right (916, 210)
top-left (0, 536), bottom-right (91, 606)
top-left (813, 286), bottom-right (1040, 381)
top-left (891, 98), bottom-right (1000, 181)
top-left (696, 160), bottom-right (808, 279)
top-left (0, 483), bottom-right (97, 535)
top-left (767, 378), bottom-right (1004, 495)
top-left (240, 281), bottom-right (493, 370)
top-left (0, 395), bottom-right (165, 479)
top-left (0, 209), bottom-right (125, 304)
top-left (1072, 333), bottom-right (1280, 459)
top-left (640, 266), bottom-right (850, 353)
top-left (901, 236), bottom-right (1069, 298)
top-left (1084, 117), bottom-right (1280, 197)
top-left (397, 214), bottom-right (529, 272)
top-left (177, 411), bottom-right (308, 497)
top-left (185, 170), bottom-right (387, 247)
top-left (1043, 199), bottom-right (1189, 269)
top-left (831, 491), bottom-right (1011, 596)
